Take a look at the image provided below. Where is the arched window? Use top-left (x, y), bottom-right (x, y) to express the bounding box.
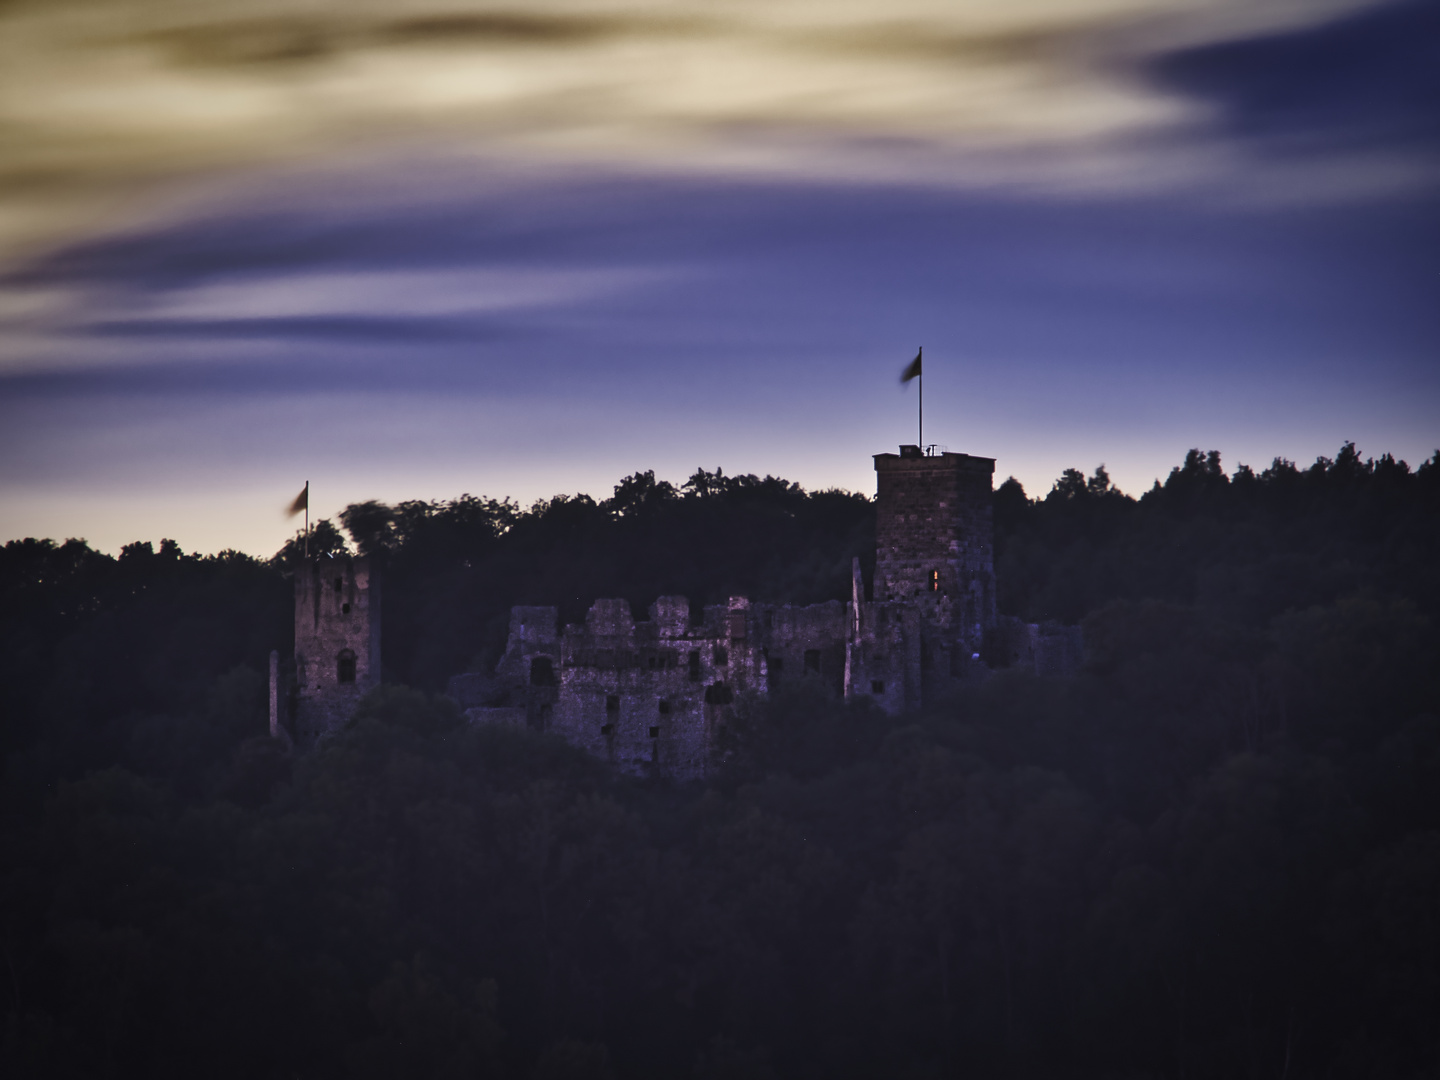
top-left (337, 649), bottom-right (357, 684)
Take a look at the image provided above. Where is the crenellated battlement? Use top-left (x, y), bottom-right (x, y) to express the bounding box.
top-left (294, 446), bottom-right (1081, 771)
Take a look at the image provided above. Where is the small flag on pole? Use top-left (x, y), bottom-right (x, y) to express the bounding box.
top-left (900, 349), bottom-right (922, 384)
top-left (287, 484), bottom-right (308, 517)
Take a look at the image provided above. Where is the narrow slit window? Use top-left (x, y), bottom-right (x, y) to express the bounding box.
top-left (931, 570), bottom-right (940, 592)
top-left (333, 578), bottom-right (343, 593)
top-left (337, 649), bottom-right (357, 684)
top-left (606, 694), bottom-right (620, 713)
top-left (688, 651), bottom-right (701, 682)
top-left (713, 645), bottom-right (728, 665)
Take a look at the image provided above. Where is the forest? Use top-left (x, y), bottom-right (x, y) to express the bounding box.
top-left (2, 443), bottom-right (1438, 1079)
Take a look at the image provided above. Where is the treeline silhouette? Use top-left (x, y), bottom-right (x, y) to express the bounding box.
top-left (2, 445), bottom-right (1438, 1079)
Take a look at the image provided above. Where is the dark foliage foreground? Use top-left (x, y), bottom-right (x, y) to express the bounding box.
top-left (2, 445), bottom-right (1438, 1079)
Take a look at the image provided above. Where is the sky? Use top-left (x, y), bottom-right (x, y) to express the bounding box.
top-left (1, 0), bottom-right (1437, 557)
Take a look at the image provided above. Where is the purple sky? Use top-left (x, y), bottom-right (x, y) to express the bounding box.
top-left (2, 0), bottom-right (1437, 556)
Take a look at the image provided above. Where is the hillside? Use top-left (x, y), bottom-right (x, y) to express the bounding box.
top-left (2, 444), bottom-right (1437, 1079)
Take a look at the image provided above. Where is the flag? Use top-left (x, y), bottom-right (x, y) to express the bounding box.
top-left (287, 484), bottom-right (308, 517)
top-left (900, 349), bottom-right (922, 384)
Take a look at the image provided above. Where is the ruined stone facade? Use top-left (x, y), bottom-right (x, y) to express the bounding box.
top-left (874, 447), bottom-right (997, 650)
top-left (449, 595), bottom-right (851, 780)
top-left (442, 445), bottom-right (1082, 778)
top-left (293, 555), bottom-right (381, 743)
top-left (287, 446), bottom-right (1081, 767)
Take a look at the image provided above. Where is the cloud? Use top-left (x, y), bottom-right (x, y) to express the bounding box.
top-left (116, 267), bottom-right (654, 322)
top-left (1, 159), bottom-right (1435, 556)
top-left (0, 0), bottom-right (1409, 265)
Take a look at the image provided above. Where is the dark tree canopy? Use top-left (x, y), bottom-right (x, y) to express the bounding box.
top-left (2, 444), bottom-right (1438, 1079)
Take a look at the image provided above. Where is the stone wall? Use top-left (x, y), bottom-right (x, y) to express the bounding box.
top-left (466, 594), bottom-right (857, 779)
top-left (984, 615), bottom-right (1087, 679)
top-left (449, 445), bottom-right (1088, 777)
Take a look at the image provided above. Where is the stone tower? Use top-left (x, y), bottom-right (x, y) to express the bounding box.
top-left (873, 445), bottom-right (996, 656)
top-left (294, 555), bottom-right (381, 742)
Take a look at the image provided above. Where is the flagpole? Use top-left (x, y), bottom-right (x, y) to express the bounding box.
top-left (304, 481), bottom-right (309, 559)
top-left (918, 346), bottom-right (923, 451)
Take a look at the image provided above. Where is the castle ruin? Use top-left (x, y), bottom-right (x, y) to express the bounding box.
top-left (290, 445), bottom-right (1081, 772)
top-left (451, 445), bottom-right (1078, 777)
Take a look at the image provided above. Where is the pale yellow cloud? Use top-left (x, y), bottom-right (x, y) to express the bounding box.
top-left (121, 266), bottom-right (661, 321)
top-left (0, 0), bottom-right (1384, 264)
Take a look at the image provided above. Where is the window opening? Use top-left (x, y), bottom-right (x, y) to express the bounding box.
top-left (870, 679), bottom-right (885, 695)
top-left (704, 682), bottom-right (734, 705)
top-left (333, 578), bottom-right (343, 593)
top-left (601, 723), bottom-right (614, 736)
top-left (688, 651), bottom-right (701, 682)
top-left (649, 726), bottom-right (660, 739)
top-left (530, 657), bottom-right (556, 686)
top-left (606, 694), bottom-right (620, 713)
top-left (337, 649), bottom-right (357, 684)
top-left (931, 570), bottom-right (940, 592)
top-left (658, 700), bottom-right (671, 715)
top-left (766, 654), bottom-right (783, 677)
top-left (804, 649), bottom-right (820, 673)
top-left (713, 645), bottom-right (728, 665)
top-left (341, 603), bottom-right (351, 614)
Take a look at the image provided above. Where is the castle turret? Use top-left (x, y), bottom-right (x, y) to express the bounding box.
top-left (294, 555), bottom-right (381, 742)
top-left (873, 445), bottom-right (996, 655)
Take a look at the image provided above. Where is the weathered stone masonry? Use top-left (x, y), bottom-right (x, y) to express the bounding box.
top-left (450, 595), bottom-right (851, 780)
top-left (443, 445), bottom-right (1081, 777)
top-left (291, 445), bottom-right (1082, 769)
top-left (874, 447), bottom-right (996, 649)
top-left (293, 555), bottom-right (381, 744)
